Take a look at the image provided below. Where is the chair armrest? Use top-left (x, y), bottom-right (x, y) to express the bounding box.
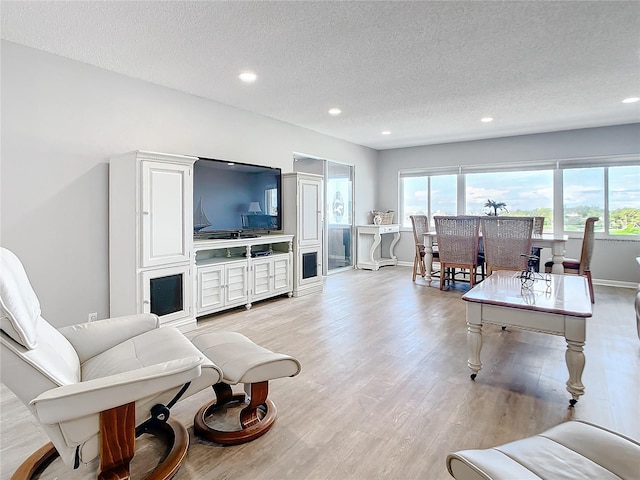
top-left (59, 314), bottom-right (160, 363)
top-left (31, 356), bottom-right (203, 424)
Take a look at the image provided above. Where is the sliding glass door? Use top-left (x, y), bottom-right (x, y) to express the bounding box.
top-left (326, 161), bottom-right (353, 272)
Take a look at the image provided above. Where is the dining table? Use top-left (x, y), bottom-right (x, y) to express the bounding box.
top-left (422, 231), bottom-right (568, 284)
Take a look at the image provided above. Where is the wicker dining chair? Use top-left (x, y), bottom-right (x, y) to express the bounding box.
top-left (480, 216), bottom-right (534, 275)
top-left (528, 216), bottom-right (545, 272)
top-left (545, 217), bottom-right (598, 303)
top-left (434, 216), bottom-right (481, 290)
top-left (410, 215), bottom-right (439, 281)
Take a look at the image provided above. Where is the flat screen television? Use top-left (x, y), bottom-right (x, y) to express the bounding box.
top-left (193, 157), bottom-right (282, 239)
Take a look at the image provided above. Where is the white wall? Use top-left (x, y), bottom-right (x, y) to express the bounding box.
top-left (2, 41), bottom-right (637, 329)
top-left (378, 125), bottom-right (640, 284)
top-left (0, 41), bottom-right (378, 326)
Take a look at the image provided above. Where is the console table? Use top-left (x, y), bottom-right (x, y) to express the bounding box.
top-left (356, 224), bottom-right (400, 270)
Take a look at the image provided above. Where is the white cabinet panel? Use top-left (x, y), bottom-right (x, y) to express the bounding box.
top-left (196, 261), bottom-right (248, 316)
top-left (226, 264), bottom-right (248, 304)
top-left (253, 260), bottom-right (272, 297)
top-left (299, 178), bottom-right (323, 246)
top-left (283, 172), bottom-right (324, 297)
top-left (141, 161), bottom-right (191, 267)
top-left (198, 266), bottom-right (224, 312)
top-left (272, 256), bottom-right (291, 292)
top-left (252, 255), bottom-right (292, 301)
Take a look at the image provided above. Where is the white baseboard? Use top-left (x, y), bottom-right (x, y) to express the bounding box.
top-left (593, 279), bottom-right (637, 289)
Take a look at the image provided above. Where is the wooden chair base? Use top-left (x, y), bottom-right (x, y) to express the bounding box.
top-left (440, 263), bottom-right (479, 290)
top-left (194, 381), bottom-right (277, 445)
top-left (11, 442), bottom-right (58, 480)
top-left (11, 417), bottom-right (189, 480)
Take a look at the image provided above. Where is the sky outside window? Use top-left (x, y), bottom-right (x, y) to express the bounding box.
top-left (608, 165), bottom-right (640, 234)
top-left (563, 168), bottom-right (604, 231)
top-left (465, 170), bottom-right (553, 221)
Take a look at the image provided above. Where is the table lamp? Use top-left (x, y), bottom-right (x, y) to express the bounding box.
top-left (248, 202), bottom-right (262, 215)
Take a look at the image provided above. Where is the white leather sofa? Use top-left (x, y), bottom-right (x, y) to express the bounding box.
top-left (446, 420), bottom-right (640, 480)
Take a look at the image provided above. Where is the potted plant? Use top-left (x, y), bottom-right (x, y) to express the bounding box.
top-left (484, 199), bottom-right (508, 216)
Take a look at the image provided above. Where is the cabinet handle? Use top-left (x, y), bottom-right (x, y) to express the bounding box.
top-left (143, 300), bottom-right (150, 304)
top-left (143, 211), bottom-right (150, 215)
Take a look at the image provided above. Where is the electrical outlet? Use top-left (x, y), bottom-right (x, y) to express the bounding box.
top-left (88, 312), bottom-right (98, 322)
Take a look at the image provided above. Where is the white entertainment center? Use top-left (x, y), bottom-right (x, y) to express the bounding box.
top-left (109, 151), bottom-right (322, 332)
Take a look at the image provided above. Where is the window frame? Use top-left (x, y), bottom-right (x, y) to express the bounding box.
top-left (397, 154), bottom-right (639, 240)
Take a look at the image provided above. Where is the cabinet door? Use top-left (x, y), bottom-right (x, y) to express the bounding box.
top-left (197, 265), bottom-right (224, 313)
top-left (272, 256), bottom-right (291, 293)
top-left (252, 259), bottom-right (273, 297)
top-left (299, 177), bottom-right (323, 247)
top-left (141, 264), bottom-right (191, 326)
top-left (141, 161), bottom-right (192, 267)
top-left (297, 245), bottom-right (322, 287)
top-left (225, 263), bottom-right (248, 305)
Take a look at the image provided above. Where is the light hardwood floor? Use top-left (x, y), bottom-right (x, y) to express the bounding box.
top-left (1, 267), bottom-right (639, 479)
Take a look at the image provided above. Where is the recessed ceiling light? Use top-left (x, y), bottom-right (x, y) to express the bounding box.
top-left (328, 107), bottom-right (342, 116)
top-left (227, 162), bottom-right (235, 166)
top-left (622, 97), bottom-right (640, 104)
top-left (481, 117), bottom-right (494, 123)
top-left (381, 131), bottom-right (391, 135)
top-left (238, 72), bottom-right (257, 83)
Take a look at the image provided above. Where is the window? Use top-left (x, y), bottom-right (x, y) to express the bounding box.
top-left (609, 165), bottom-right (640, 235)
top-left (265, 188), bottom-right (278, 215)
top-left (465, 170), bottom-right (553, 230)
top-left (401, 174), bottom-right (456, 228)
top-left (563, 165), bottom-right (640, 235)
top-left (563, 168), bottom-right (604, 232)
top-left (398, 156), bottom-right (638, 238)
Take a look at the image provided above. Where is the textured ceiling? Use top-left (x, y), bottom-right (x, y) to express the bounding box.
top-left (2, 0), bottom-right (639, 150)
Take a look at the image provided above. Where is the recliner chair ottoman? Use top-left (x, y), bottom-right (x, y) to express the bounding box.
top-left (192, 331), bottom-right (301, 445)
top-left (447, 420), bottom-right (640, 480)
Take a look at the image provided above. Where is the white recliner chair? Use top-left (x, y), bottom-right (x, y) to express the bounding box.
top-left (0, 247), bottom-right (224, 479)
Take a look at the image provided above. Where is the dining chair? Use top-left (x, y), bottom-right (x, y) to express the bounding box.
top-left (528, 216), bottom-right (545, 271)
top-left (410, 215), bottom-right (439, 281)
top-left (480, 216), bottom-right (534, 275)
top-left (545, 217), bottom-right (598, 303)
top-left (434, 216), bottom-right (481, 290)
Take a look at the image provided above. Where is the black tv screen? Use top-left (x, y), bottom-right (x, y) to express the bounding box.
top-left (193, 158), bottom-right (282, 236)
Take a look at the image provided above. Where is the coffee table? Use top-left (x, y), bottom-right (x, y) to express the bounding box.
top-left (461, 270), bottom-right (592, 406)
